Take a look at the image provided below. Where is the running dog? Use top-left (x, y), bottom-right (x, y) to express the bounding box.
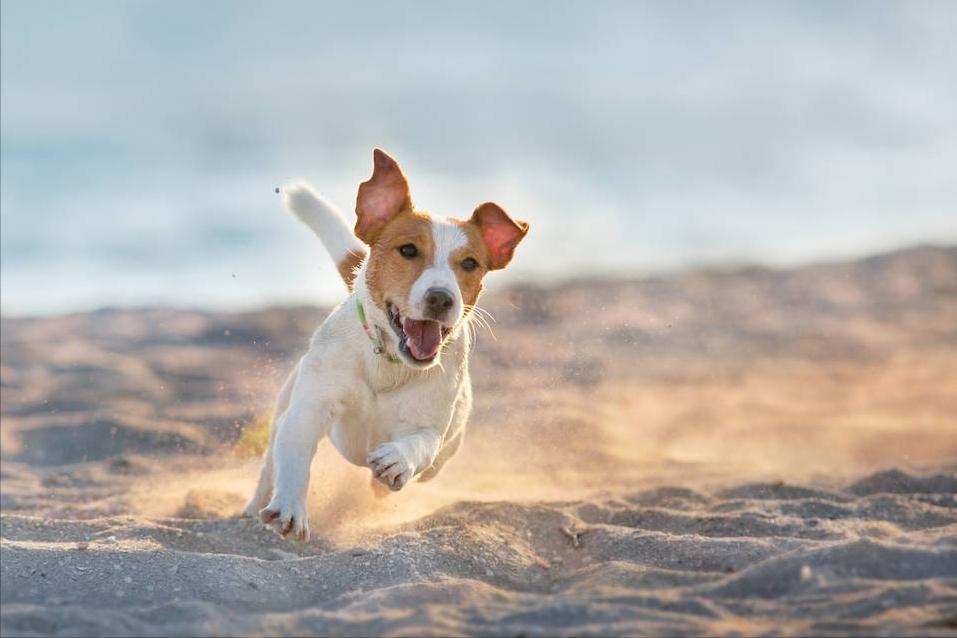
top-left (244, 149), bottom-right (528, 541)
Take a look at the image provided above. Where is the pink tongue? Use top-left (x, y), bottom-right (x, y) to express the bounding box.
top-left (403, 318), bottom-right (442, 360)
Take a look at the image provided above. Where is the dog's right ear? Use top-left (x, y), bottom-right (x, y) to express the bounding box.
top-left (355, 148), bottom-right (412, 244)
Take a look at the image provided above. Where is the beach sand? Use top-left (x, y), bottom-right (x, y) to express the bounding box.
top-left (2, 245), bottom-right (956, 636)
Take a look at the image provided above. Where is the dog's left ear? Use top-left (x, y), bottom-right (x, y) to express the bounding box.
top-left (355, 148), bottom-right (412, 244)
top-left (469, 202), bottom-right (529, 270)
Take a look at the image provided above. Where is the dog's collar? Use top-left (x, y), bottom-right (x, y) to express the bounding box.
top-left (356, 298), bottom-right (401, 364)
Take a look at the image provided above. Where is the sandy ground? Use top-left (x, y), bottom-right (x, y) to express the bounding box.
top-left (2, 245), bottom-right (956, 636)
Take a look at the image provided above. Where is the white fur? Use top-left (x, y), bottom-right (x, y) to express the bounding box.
top-left (409, 219), bottom-right (467, 322)
top-left (244, 185), bottom-right (473, 542)
top-left (283, 182), bottom-right (367, 265)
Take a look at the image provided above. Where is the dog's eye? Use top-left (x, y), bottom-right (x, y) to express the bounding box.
top-left (398, 244), bottom-right (418, 258)
top-left (461, 257), bottom-right (479, 272)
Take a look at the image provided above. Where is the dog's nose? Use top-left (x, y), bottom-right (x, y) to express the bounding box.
top-left (425, 287), bottom-right (454, 317)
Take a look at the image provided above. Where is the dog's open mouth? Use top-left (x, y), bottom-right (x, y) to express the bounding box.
top-left (387, 302), bottom-right (452, 363)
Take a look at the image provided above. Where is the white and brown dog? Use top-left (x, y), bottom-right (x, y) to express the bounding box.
top-left (244, 149), bottom-right (528, 541)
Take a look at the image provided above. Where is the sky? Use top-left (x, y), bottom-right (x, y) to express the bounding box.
top-left (2, 1), bottom-right (955, 314)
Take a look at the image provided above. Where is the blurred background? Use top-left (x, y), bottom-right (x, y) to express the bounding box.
top-left (2, 0), bottom-right (955, 315)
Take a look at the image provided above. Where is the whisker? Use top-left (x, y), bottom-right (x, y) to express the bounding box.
top-left (469, 305), bottom-right (497, 324)
top-left (462, 312), bottom-right (480, 346)
top-left (464, 304), bottom-right (497, 341)
top-left (475, 318), bottom-right (494, 338)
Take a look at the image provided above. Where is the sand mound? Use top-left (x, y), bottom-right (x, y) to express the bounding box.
top-left (2, 469), bottom-right (955, 636)
top-left (2, 245), bottom-right (956, 635)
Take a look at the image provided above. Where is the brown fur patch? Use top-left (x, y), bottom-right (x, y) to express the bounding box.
top-left (336, 249), bottom-right (367, 291)
top-left (364, 212), bottom-right (435, 315)
top-left (452, 220), bottom-right (491, 309)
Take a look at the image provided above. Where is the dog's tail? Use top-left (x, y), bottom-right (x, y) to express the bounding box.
top-left (282, 182), bottom-right (368, 289)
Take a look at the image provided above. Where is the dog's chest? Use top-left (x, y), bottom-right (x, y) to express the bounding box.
top-left (326, 374), bottom-right (428, 465)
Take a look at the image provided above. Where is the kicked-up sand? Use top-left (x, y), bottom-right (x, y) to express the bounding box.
top-left (1, 245), bottom-right (956, 636)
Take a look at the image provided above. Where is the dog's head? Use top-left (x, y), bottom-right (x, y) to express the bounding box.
top-left (356, 149), bottom-right (528, 368)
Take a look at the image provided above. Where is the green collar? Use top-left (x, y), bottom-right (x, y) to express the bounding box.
top-left (356, 298), bottom-right (401, 363)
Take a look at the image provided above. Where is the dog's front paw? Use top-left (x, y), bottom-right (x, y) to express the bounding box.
top-left (259, 495), bottom-right (309, 542)
top-left (367, 442), bottom-right (414, 491)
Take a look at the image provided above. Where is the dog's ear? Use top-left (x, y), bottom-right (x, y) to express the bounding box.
top-left (355, 148), bottom-right (412, 244)
top-left (469, 202), bottom-right (529, 270)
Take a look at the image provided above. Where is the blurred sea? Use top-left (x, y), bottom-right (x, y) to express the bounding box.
top-left (2, 1), bottom-right (955, 315)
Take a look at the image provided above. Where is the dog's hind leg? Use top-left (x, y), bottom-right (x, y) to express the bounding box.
top-left (242, 360), bottom-right (300, 517)
top-left (416, 427), bottom-right (464, 483)
top-left (418, 380), bottom-right (470, 483)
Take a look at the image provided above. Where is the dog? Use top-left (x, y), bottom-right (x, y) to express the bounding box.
top-left (243, 149), bottom-right (528, 541)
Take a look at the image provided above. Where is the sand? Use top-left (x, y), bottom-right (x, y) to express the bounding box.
top-left (2, 244), bottom-right (956, 636)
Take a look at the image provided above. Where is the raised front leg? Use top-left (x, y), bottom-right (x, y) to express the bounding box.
top-left (259, 365), bottom-right (334, 542)
top-left (367, 429), bottom-right (442, 491)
